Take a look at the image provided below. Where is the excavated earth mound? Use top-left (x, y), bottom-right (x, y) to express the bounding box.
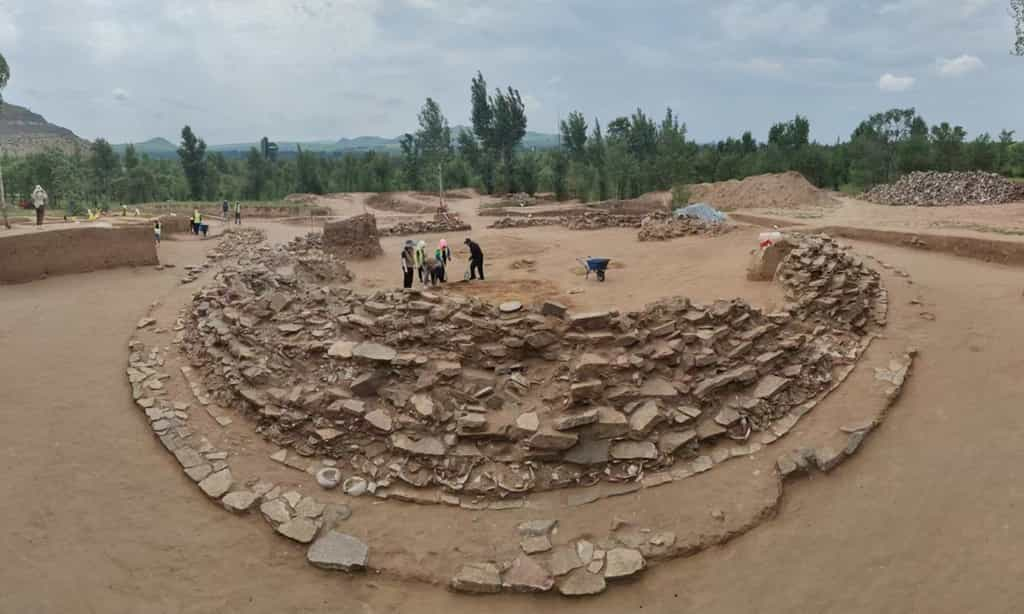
top-left (689, 171), bottom-right (836, 211)
top-left (180, 234), bottom-right (885, 500)
top-left (862, 171), bottom-right (1024, 206)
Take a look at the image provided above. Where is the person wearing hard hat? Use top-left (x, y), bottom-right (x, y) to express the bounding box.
top-left (31, 185), bottom-right (48, 227)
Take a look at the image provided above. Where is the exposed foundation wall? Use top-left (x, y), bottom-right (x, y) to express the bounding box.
top-left (0, 225), bottom-right (158, 284)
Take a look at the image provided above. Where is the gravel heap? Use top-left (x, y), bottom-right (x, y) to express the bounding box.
top-left (863, 171), bottom-right (1024, 206)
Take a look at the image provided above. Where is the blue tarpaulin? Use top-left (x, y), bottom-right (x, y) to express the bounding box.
top-left (674, 203), bottom-right (728, 224)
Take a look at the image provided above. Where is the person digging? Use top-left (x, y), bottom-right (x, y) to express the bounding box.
top-left (464, 237), bottom-right (484, 281)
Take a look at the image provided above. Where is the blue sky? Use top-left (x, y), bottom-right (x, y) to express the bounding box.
top-left (0, 0), bottom-right (1019, 144)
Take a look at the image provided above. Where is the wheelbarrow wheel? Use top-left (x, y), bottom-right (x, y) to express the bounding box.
top-left (597, 270), bottom-right (606, 282)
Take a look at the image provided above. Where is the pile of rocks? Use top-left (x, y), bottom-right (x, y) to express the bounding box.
top-left (323, 213), bottom-right (384, 259)
top-left (488, 212), bottom-right (645, 231)
top-left (637, 213), bottom-right (730, 242)
top-left (563, 212), bottom-right (645, 230)
top-left (379, 214), bottom-right (471, 237)
top-left (180, 233), bottom-right (884, 501)
top-left (207, 228), bottom-right (267, 262)
top-left (863, 171), bottom-right (1024, 206)
top-left (488, 216), bottom-right (561, 229)
top-left (281, 233), bottom-right (353, 283)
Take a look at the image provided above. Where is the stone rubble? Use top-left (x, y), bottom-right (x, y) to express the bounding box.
top-left (323, 213), bottom-right (384, 259)
top-left (175, 232), bottom-right (883, 501)
top-left (379, 212), bottom-right (471, 237)
top-left (863, 171), bottom-right (1024, 207)
top-left (638, 211), bottom-right (731, 242)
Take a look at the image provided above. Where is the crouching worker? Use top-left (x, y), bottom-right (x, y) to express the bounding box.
top-left (424, 254), bottom-right (445, 286)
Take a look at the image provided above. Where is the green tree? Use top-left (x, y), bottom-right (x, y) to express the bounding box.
top-left (1013, 0), bottom-right (1024, 55)
top-left (244, 147), bottom-right (267, 198)
top-left (0, 51), bottom-right (10, 227)
top-left (295, 147), bottom-right (324, 194)
top-left (470, 71), bottom-right (494, 149)
top-left (89, 138), bottom-right (119, 203)
top-left (560, 111), bottom-right (588, 161)
top-left (123, 143), bottom-right (139, 170)
top-left (551, 150), bottom-right (568, 201)
top-left (930, 122), bottom-right (967, 171)
top-left (415, 97), bottom-right (452, 186)
top-left (177, 125), bottom-right (207, 200)
top-left (399, 133), bottom-right (421, 189)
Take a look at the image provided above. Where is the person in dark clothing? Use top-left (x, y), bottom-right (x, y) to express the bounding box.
top-left (464, 237), bottom-right (484, 280)
top-left (400, 241), bottom-right (416, 289)
top-left (222, 200), bottom-right (229, 218)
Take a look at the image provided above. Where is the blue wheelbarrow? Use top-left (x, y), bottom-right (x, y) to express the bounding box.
top-left (578, 257), bottom-right (611, 282)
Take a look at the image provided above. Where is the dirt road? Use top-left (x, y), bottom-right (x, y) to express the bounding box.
top-left (2, 214), bottom-right (1024, 612)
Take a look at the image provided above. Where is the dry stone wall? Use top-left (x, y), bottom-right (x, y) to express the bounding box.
top-left (179, 233), bottom-right (884, 501)
top-left (379, 213), bottom-right (471, 237)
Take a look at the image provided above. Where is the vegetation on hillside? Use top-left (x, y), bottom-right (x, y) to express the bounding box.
top-left (3, 67), bottom-right (1024, 207)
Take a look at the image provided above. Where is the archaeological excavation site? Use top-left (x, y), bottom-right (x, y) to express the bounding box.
top-left (105, 183), bottom-right (929, 599)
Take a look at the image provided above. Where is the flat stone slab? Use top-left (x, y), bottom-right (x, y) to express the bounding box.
top-left (198, 469), bottom-right (233, 499)
top-left (327, 340), bottom-right (356, 358)
top-left (306, 531), bottom-right (369, 572)
top-left (352, 342), bottom-right (397, 363)
top-left (502, 555), bottom-right (554, 592)
top-left (753, 375), bottom-right (791, 399)
top-left (390, 433), bottom-right (446, 456)
top-left (221, 490), bottom-right (258, 513)
top-left (559, 568), bottom-right (607, 596)
top-left (276, 517), bottom-right (318, 543)
top-left (451, 562), bottom-right (502, 594)
top-left (610, 440), bottom-right (658, 460)
top-left (604, 548), bottom-right (646, 579)
top-left (499, 301), bottom-right (523, 313)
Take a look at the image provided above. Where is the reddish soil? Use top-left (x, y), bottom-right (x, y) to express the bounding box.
top-left (3, 189), bottom-right (1024, 612)
top-left (0, 223), bottom-right (157, 283)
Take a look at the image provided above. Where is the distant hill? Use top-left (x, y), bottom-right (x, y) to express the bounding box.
top-left (114, 127), bottom-right (560, 160)
top-left (0, 102), bottom-right (90, 155)
top-left (114, 137), bottom-right (176, 157)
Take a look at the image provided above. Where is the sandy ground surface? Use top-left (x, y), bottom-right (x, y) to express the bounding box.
top-left (738, 195), bottom-right (1024, 243)
top-left (4, 191), bottom-right (1024, 612)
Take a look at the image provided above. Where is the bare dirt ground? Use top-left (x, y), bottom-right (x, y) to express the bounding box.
top-left (4, 188), bottom-right (1024, 612)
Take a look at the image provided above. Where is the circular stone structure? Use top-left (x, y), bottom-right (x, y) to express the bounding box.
top-left (126, 229), bottom-right (898, 598)
top-left (178, 233), bottom-right (885, 499)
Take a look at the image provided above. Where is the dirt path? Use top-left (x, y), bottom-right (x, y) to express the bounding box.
top-left (2, 219), bottom-right (1024, 612)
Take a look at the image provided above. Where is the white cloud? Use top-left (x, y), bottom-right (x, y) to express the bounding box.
top-left (717, 1), bottom-right (828, 40)
top-left (522, 94), bottom-right (542, 112)
top-left (878, 73), bottom-right (915, 92)
top-left (0, 18), bottom-right (16, 47)
top-left (741, 58), bottom-right (784, 75)
top-left (112, 88), bottom-right (129, 102)
top-left (937, 54), bottom-right (984, 77)
top-left (880, 0), bottom-right (992, 18)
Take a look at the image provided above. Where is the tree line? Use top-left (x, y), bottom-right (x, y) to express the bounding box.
top-left (4, 71), bottom-right (1024, 212)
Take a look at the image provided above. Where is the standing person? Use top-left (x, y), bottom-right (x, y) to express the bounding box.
top-left (222, 199), bottom-right (229, 219)
top-left (464, 237), bottom-right (484, 281)
top-left (233, 201), bottom-right (241, 225)
top-left (192, 208), bottom-right (202, 235)
top-left (414, 240), bottom-right (427, 284)
top-left (153, 219), bottom-right (162, 245)
top-left (400, 241), bottom-right (416, 289)
top-left (121, 203), bottom-right (127, 216)
top-left (31, 185), bottom-right (47, 227)
top-left (438, 238), bottom-right (452, 282)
